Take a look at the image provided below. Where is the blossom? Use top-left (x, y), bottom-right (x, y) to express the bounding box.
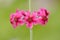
top-left (10, 8), bottom-right (50, 29)
top-left (37, 8), bottom-right (49, 17)
top-left (24, 11), bottom-right (38, 29)
top-left (38, 16), bottom-right (48, 25)
top-left (16, 9), bottom-right (28, 20)
top-left (16, 9), bottom-right (27, 16)
top-left (37, 8), bottom-right (49, 25)
top-left (10, 12), bottom-right (24, 28)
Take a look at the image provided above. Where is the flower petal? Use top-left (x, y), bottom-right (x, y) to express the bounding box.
top-left (26, 23), bottom-right (33, 29)
top-left (19, 19), bottom-right (24, 25)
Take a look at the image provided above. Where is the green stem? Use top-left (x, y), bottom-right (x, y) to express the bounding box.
top-left (30, 29), bottom-right (32, 40)
top-left (29, 0), bottom-right (32, 40)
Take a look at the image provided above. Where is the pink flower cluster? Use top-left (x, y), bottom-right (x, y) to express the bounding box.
top-left (10, 8), bottom-right (49, 29)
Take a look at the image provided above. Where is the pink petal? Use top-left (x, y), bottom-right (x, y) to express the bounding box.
top-left (33, 18), bottom-right (38, 25)
top-left (10, 14), bottom-right (15, 24)
top-left (26, 23), bottom-right (33, 29)
top-left (37, 8), bottom-right (49, 17)
top-left (32, 11), bottom-right (37, 17)
top-left (16, 8), bottom-right (20, 13)
top-left (25, 11), bottom-right (30, 16)
top-left (19, 20), bottom-right (24, 25)
top-left (38, 16), bottom-right (48, 25)
top-left (11, 21), bottom-right (18, 29)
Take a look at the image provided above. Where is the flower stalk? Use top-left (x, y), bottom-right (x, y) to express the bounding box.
top-left (29, 0), bottom-right (33, 40)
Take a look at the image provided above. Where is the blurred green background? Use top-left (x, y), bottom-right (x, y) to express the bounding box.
top-left (0, 0), bottom-right (60, 40)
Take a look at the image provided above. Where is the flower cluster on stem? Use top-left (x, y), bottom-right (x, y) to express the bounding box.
top-left (10, 8), bottom-right (49, 29)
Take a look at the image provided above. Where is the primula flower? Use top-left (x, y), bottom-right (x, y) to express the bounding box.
top-left (37, 8), bottom-right (49, 17)
top-left (16, 9), bottom-right (27, 17)
top-left (38, 16), bottom-right (48, 25)
top-left (10, 12), bottom-right (24, 28)
top-left (24, 11), bottom-right (38, 29)
top-left (37, 8), bottom-right (49, 25)
top-left (16, 9), bottom-right (28, 20)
